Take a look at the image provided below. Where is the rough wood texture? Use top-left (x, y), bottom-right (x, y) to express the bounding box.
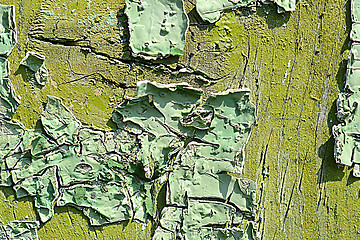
top-left (0, 0), bottom-right (352, 239)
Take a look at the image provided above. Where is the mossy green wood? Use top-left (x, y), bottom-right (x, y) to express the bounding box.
top-left (0, 0), bottom-right (353, 240)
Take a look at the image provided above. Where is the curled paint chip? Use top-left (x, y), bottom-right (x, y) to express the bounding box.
top-left (0, 5), bottom-right (17, 56)
top-left (20, 52), bottom-right (49, 86)
top-left (0, 221), bottom-right (39, 240)
top-left (14, 167), bottom-right (59, 223)
top-left (0, 77), bottom-right (21, 119)
top-left (196, 0), bottom-right (253, 23)
top-left (125, 0), bottom-right (189, 59)
top-left (41, 96), bottom-right (81, 145)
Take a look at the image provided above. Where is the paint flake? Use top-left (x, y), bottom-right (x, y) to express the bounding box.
top-left (20, 52), bottom-right (49, 86)
top-left (125, 0), bottom-right (189, 59)
top-left (0, 80), bottom-right (257, 239)
top-left (333, 1), bottom-right (360, 176)
top-left (0, 5), bottom-right (17, 56)
top-left (0, 221), bottom-right (39, 240)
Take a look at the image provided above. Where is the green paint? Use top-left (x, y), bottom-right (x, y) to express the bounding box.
top-left (272, 0), bottom-right (296, 12)
top-left (114, 81), bottom-right (255, 178)
top-left (125, 0), bottom-right (188, 59)
top-left (0, 58), bottom-right (9, 80)
top-left (352, 0), bottom-right (360, 22)
top-left (14, 167), bottom-right (59, 223)
top-left (0, 78), bottom-right (20, 119)
top-left (0, 5), bottom-right (16, 56)
top-left (0, 0), bottom-right (348, 239)
top-left (351, 23), bottom-right (360, 42)
top-left (0, 79), bottom-right (256, 239)
top-left (0, 221), bottom-right (39, 240)
top-left (167, 167), bottom-right (256, 213)
top-left (333, 1), bottom-right (360, 177)
top-left (196, 0), bottom-right (296, 23)
top-left (20, 52), bottom-right (49, 86)
top-left (196, 0), bottom-right (253, 23)
top-left (155, 201), bottom-right (255, 239)
top-left (41, 96), bottom-right (81, 145)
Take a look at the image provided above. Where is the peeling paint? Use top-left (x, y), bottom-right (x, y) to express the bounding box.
top-left (196, 0), bottom-right (296, 23)
top-left (20, 52), bottom-right (49, 86)
top-left (0, 41), bottom-right (20, 120)
top-left (0, 5), bottom-right (17, 56)
top-left (0, 79), bottom-right (256, 238)
top-left (333, 0), bottom-right (360, 176)
top-left (196, 0), bottom-right (254, 23)
top-left (0, 221), bottom-right (39, 240)
top-left (125, 0), bottom-right (189, 59)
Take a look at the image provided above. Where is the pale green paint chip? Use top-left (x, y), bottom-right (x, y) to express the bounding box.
top-left (0, 58), bottom-right (9, 80)
top-left (0, 77), bottom-right (20, 120)
top-left (351, 23), bottom-right (360, 42)
top-left (0, 5), bottom-right (17, 56)
top-left (41, 96), bottom-right (81, 145)
top-left (20, 52), bottom-right (49, 86)
top-left (352, 0), bottom-right (360, 23)
top-left (0, 221), bottom-right (39, 240)
top-left (273, 0), bottom-right (296, 12)
top-left (125, 0), bottom-right (189, 59)
top-left (14, 167), bottom-right (59, 223)
top-left (196, 0), bottom-right (253, 23)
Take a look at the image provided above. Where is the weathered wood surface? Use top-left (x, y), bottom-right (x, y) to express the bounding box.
top-left (0, 0), bottom-right (353, 239)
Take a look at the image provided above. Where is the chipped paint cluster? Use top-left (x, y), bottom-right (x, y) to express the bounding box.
top-left (0, 5), bottom-right (19, 120)
top-left (0, 221), bottom-right (39, 239)
top-left (0, 72), bottom-right (257, 238)
top-left (118, 81), bottom-right (257, 239)
top-left (333, 0), bottom-right (360, 177)
top-left (125, 0), bottom-right (296, 59)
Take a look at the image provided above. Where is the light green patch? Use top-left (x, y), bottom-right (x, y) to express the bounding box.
top-left (272, 0), bottom-right (296, 12)
top-left (352, 0), bottom-right (360, 22)
top-left (0, 58), bottom-right (9, 80)
top-left (20, 52), bottom-right (49, 86)
top-left (184, 224), bottom-right (255, 240)
top-left (41, 96), bottom-right (81, 145)
top-left (14, 167), bottom-right (59, 223)
top-left (167, 167), bottom-right (256, 213)
top-left (0, 78), bottom-right (20, 119)
top-left (0, 221), bottom-right (39, 240)
top-left (196, 0), bottom-right (253, 23)
top-left (351, 23), bottom-right (360, 42)
top-left (125, 0), bottom-right (189, 59)
top-left (0, 5), bottom-right (17, 56)
top-left (0, 119), bottom-right (24, 186)
top-left (334, 31), bottom-right (360, 176)
top-left (196, 0), bottom-right (296, 23)
top-left (155, 201), bottom-right (256, 239)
